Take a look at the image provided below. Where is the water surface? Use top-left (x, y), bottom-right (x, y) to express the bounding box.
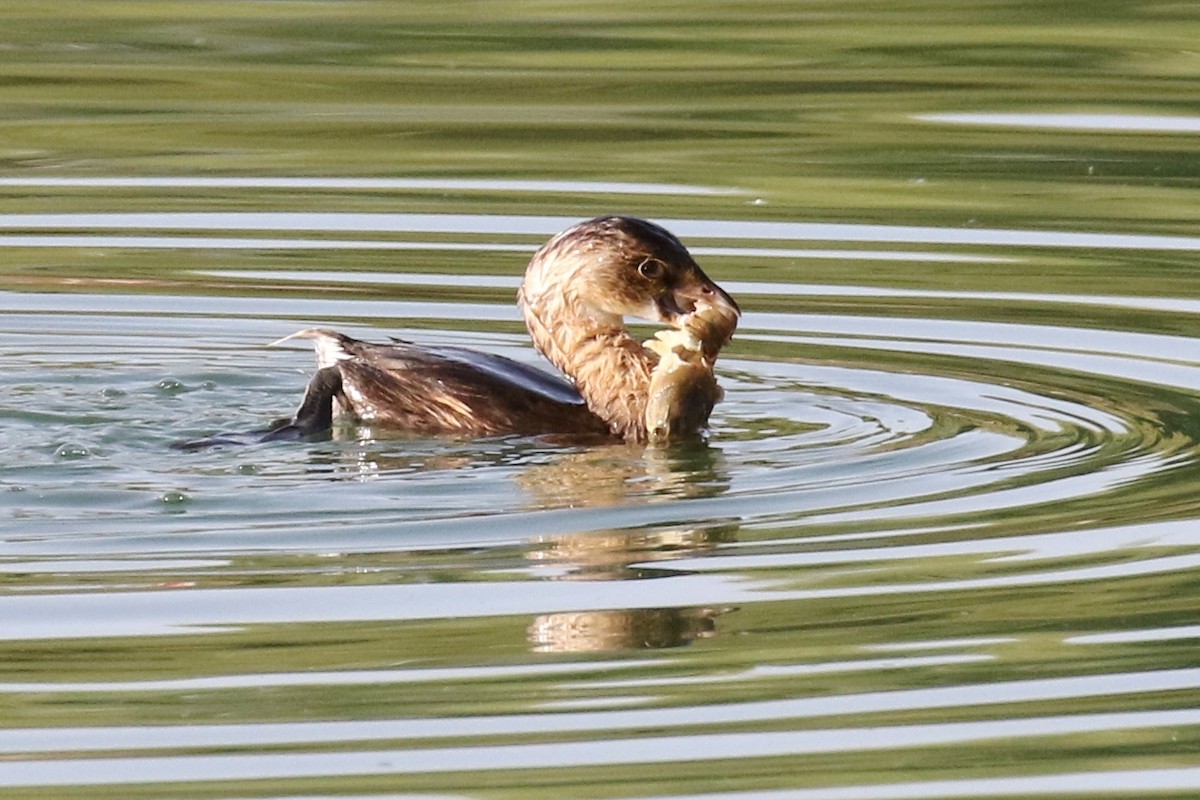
top-left (3, 3), bottom-right (1200, 799)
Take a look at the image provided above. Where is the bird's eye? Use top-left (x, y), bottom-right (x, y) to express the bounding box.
top-left (637, 259), bottom-right (665, 280)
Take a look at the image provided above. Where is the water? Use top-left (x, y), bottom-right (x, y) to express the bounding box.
top-left (3, 3), bottom-right (1200, 798)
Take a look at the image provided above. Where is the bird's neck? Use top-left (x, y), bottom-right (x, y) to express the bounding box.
top-left (520, 293), bottom-right (657, 441)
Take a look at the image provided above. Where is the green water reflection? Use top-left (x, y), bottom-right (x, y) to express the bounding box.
top-left (0, 2), bottom-right (1198, 233)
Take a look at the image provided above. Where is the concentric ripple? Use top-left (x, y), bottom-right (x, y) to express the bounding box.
top-left (717, 314), bottom-right (1200, 530)
top-left (3, 204), bottom-right (1200, 797)
top-left (3, 209), bottom-right (1199, 558)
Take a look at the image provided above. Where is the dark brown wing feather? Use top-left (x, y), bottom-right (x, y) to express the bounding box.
top-left (334, 338), bottom-right (612, 436)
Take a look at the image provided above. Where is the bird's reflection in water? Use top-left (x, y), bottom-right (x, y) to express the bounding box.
top-left (288, 431), bottom-right (739, 653)
top-left (521, 442), bottom-right (738, 653)
top-left (518, 438), bottom-right (732, 507)
top-left (529, 606), bottom-right (723, 653)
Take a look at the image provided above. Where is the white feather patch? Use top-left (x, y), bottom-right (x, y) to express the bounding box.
top-left (268, 328), bottom-right (352, 369)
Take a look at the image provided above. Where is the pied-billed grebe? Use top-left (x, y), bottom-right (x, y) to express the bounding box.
top-left (266, 216), bottom-right (739, 443)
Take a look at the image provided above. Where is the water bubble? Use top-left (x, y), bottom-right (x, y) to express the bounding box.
top-left (157, 378), bottom-right (185, 393)
top-left (159, 490), bottom-right (190, 510)
top-left (54, 443), bottom-right (91, 460)
top-left (100, 387), bottom-right (126, 398)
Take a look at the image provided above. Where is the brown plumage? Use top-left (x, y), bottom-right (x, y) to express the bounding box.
top-left (269, 216), bottom-right (740, 443)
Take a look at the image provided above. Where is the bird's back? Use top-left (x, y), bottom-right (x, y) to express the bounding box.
top-left (290, 330), bottom-right (612, 437)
